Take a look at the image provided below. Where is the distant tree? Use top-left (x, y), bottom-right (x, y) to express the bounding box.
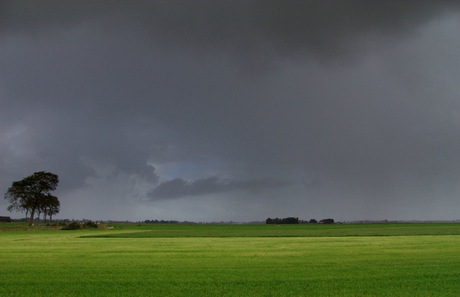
top-left (319, 218), bottom-right (334, 224)
top-left (4, 171), bottom-right (59, 226)
top-left (266, 217), bottom-right (299, 224)
top-left (309, 219), bottom-right (318, 224)
top-left (284, 217), bottom-right (299, 224)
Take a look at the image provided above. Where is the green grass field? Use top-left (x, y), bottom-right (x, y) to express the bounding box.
top-left (1, 223), bottom-right (460, 296)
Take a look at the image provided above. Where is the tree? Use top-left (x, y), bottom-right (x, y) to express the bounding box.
top-left (4, 171), bottom-right (59, 226)
top-left (319, 218), bottom-right (334, 224)
top-left (42, 195), bottom-right (60, 223)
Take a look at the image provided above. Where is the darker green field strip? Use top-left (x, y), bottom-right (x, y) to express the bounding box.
top-left (80, 223), bottom-right (460, 238)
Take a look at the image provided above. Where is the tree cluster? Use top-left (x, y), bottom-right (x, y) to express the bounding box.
top-left (144, 219), bottom-right (179, 224)
top-left (4, 171), bottom-right (60, 226)
top-left (266, 217), bottom-right (299, 224)
top-left (319, 218), bottom-right (334, 224)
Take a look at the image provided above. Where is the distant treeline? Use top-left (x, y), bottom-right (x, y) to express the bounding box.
top-left (144, 220), bottom-right (180, 224)
top-left (266, 217), bottom-right (299, 224)
top-left (266, 218), bottom-right (335, 224)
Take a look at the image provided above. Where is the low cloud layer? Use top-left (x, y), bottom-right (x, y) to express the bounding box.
top-left (149, 177), bottom-right (289, 200)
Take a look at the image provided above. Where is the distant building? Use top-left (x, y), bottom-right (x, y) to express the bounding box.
top-left (0, 216), bottom-right (12, 222)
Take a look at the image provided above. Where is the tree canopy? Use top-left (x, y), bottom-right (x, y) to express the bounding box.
top-left (4, 171), bottom-right (60, 226)
top-left (266, 217), bottom-right (299, 224)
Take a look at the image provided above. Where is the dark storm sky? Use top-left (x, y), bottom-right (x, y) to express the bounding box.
top-left (1, 1), bottom-right (460, 222)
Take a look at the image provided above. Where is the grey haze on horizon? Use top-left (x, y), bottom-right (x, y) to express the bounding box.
top-left (1, 1), bottom-right (460, 222)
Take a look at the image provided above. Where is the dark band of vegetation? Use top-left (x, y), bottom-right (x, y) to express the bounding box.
top-left (81, 223), bottom-right (460, 238)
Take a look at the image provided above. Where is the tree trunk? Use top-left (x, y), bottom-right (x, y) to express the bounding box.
top-left (28, 207), bottom-right (36, 226)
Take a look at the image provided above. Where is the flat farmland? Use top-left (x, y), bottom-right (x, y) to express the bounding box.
top-left (1, 223), bottom-right (460, 296)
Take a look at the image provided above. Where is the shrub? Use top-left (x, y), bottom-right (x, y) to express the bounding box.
top-left (62, 222), bottom-right (81, 230)
top-left (85, 221), bottom-right (98, 228)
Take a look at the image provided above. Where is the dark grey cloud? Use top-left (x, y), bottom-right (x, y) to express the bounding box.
top-left (1, 1), bottom-right (460, 221)
top-left (1, 1), bottom-right (458, 64)
top-left (149, 177), bottom-right (289, 200)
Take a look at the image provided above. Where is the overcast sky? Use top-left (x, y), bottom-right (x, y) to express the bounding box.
top-left (2, 1), bottom-right (460, 222)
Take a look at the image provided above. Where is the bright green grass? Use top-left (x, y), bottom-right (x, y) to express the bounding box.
top-left (1, 224), bottom-right (460, 296)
